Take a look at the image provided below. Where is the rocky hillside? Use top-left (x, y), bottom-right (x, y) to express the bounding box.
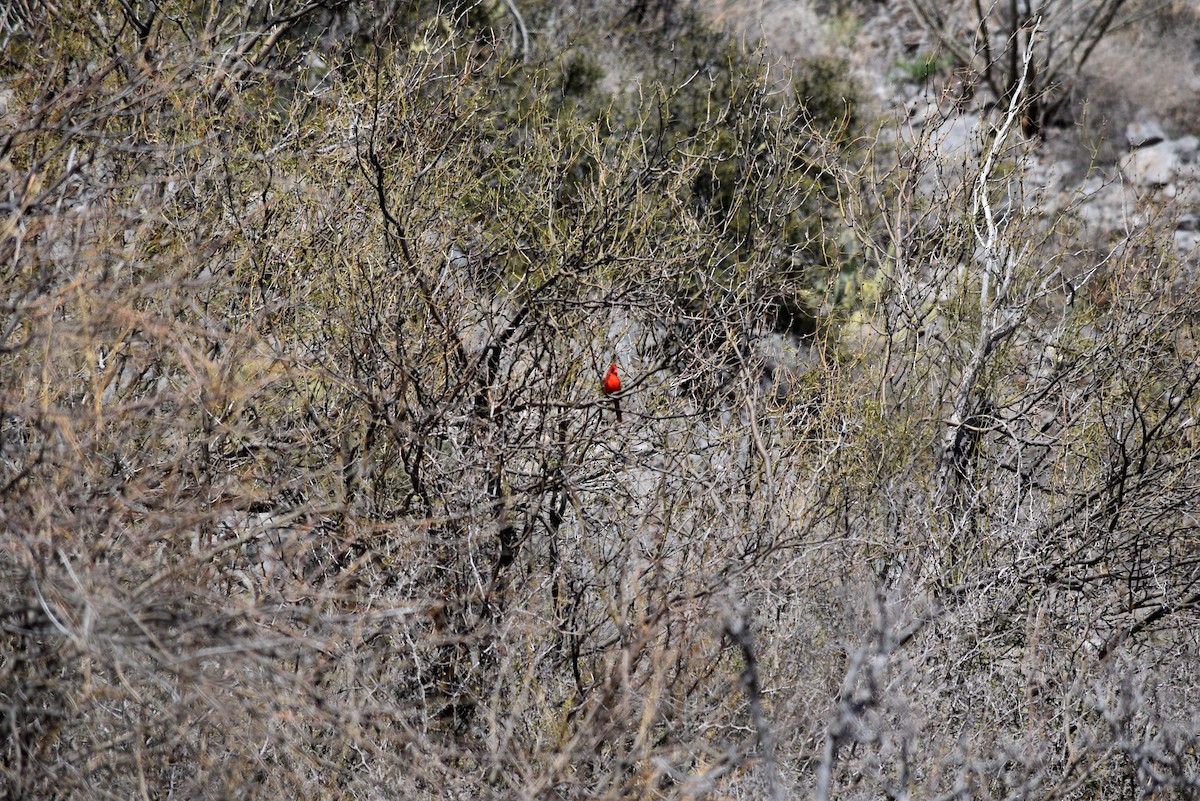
top-left (710, 0), bottom-right (1200, 256)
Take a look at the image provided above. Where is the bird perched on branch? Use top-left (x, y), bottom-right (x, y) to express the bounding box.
top-left (602, 362), bottom-right (622, 422)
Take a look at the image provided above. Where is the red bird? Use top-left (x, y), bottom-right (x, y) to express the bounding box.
top-left (602, 363), bottom-right (623, 423)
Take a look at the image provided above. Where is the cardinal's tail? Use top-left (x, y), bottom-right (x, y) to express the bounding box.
top-left (613, 398), bottom-right (623, 423)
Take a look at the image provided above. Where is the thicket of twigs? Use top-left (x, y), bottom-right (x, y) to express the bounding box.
top-left (2, 2), bottom-right (1198, 799)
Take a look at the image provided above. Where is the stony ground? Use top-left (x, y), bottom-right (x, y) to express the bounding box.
top-left (705, 0), bottom-right (1200, 257)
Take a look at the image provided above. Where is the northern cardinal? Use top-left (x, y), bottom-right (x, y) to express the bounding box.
top-left (602, 362), bottom-right (623, 422)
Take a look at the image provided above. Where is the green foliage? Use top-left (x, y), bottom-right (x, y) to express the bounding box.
top-left (792, 55), bottom-right (859, 145)
top-left (381, 6), bottom-right (866, 351)
top-left (893, 49), bottom-right (955, 83)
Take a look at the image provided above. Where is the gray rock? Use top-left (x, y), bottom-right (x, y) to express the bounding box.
top-left (1075, 178), bottom-right (1138, 232)
top-left (929, 114), bottom-right (986, 163)
top-left (1174, 229), bottom-right (1200, 254)
top-left (1120, 141), bottom-right (1180, 187)
top-left (1126, 118), bottom-right (1166, 148)
top-left (1176, 135), bottom-right (1200, 158)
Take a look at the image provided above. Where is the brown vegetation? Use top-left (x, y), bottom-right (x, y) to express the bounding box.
top-left (2, 1), bottom-right (1198, 799)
